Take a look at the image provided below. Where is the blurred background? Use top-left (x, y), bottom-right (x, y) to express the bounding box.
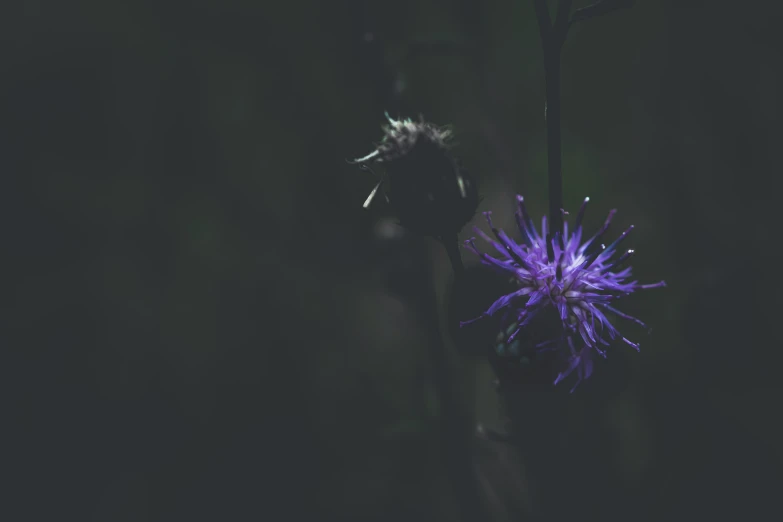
top-left (4, 0), bottom-right (783, 520)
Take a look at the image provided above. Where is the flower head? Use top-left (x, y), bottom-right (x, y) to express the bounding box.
top-left (462, 195), bottom-right (665, 392)
top-left (353, 112), bottom-right (454, 164)
top-left (351, 113), bottom-right (478, 238)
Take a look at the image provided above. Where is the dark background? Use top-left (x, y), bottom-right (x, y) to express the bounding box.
top-left (4, 0), bottom-right (782, 521)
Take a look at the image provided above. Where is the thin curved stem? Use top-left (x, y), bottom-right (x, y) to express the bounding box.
top-left (441, 235), bottom-right (465, 277)
top-left (422, 243), bottom-right (485, 521)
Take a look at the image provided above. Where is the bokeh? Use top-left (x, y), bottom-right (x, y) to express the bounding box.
top-left (4, 1), bottom-right (782, 521)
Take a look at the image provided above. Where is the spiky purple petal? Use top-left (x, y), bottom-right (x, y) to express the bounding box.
top-left (462, 195), bottom-right (665, 391)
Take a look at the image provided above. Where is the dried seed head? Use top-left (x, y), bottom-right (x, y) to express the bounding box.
top-left (352, 113), bottom-right (478, 238)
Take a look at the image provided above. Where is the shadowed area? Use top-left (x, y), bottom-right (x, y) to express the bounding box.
top-left (3, 1), bottom-right (782, 521)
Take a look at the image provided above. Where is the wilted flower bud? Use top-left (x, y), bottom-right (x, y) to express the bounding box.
top-left (352, 113), bottom-right (478, 238)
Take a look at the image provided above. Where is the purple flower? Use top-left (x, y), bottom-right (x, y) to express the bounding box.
top-left (461, 195), bottom-right (665, 392)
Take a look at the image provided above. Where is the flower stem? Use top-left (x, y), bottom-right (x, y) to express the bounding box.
top-left (532, 0), bottom-right (573, 238)
top-left (545, 50), bottom-right (563, 239)
top-left (422, 244), bottom-right (485, 521)
top-left (442, 235), bottom-right (465, 277)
